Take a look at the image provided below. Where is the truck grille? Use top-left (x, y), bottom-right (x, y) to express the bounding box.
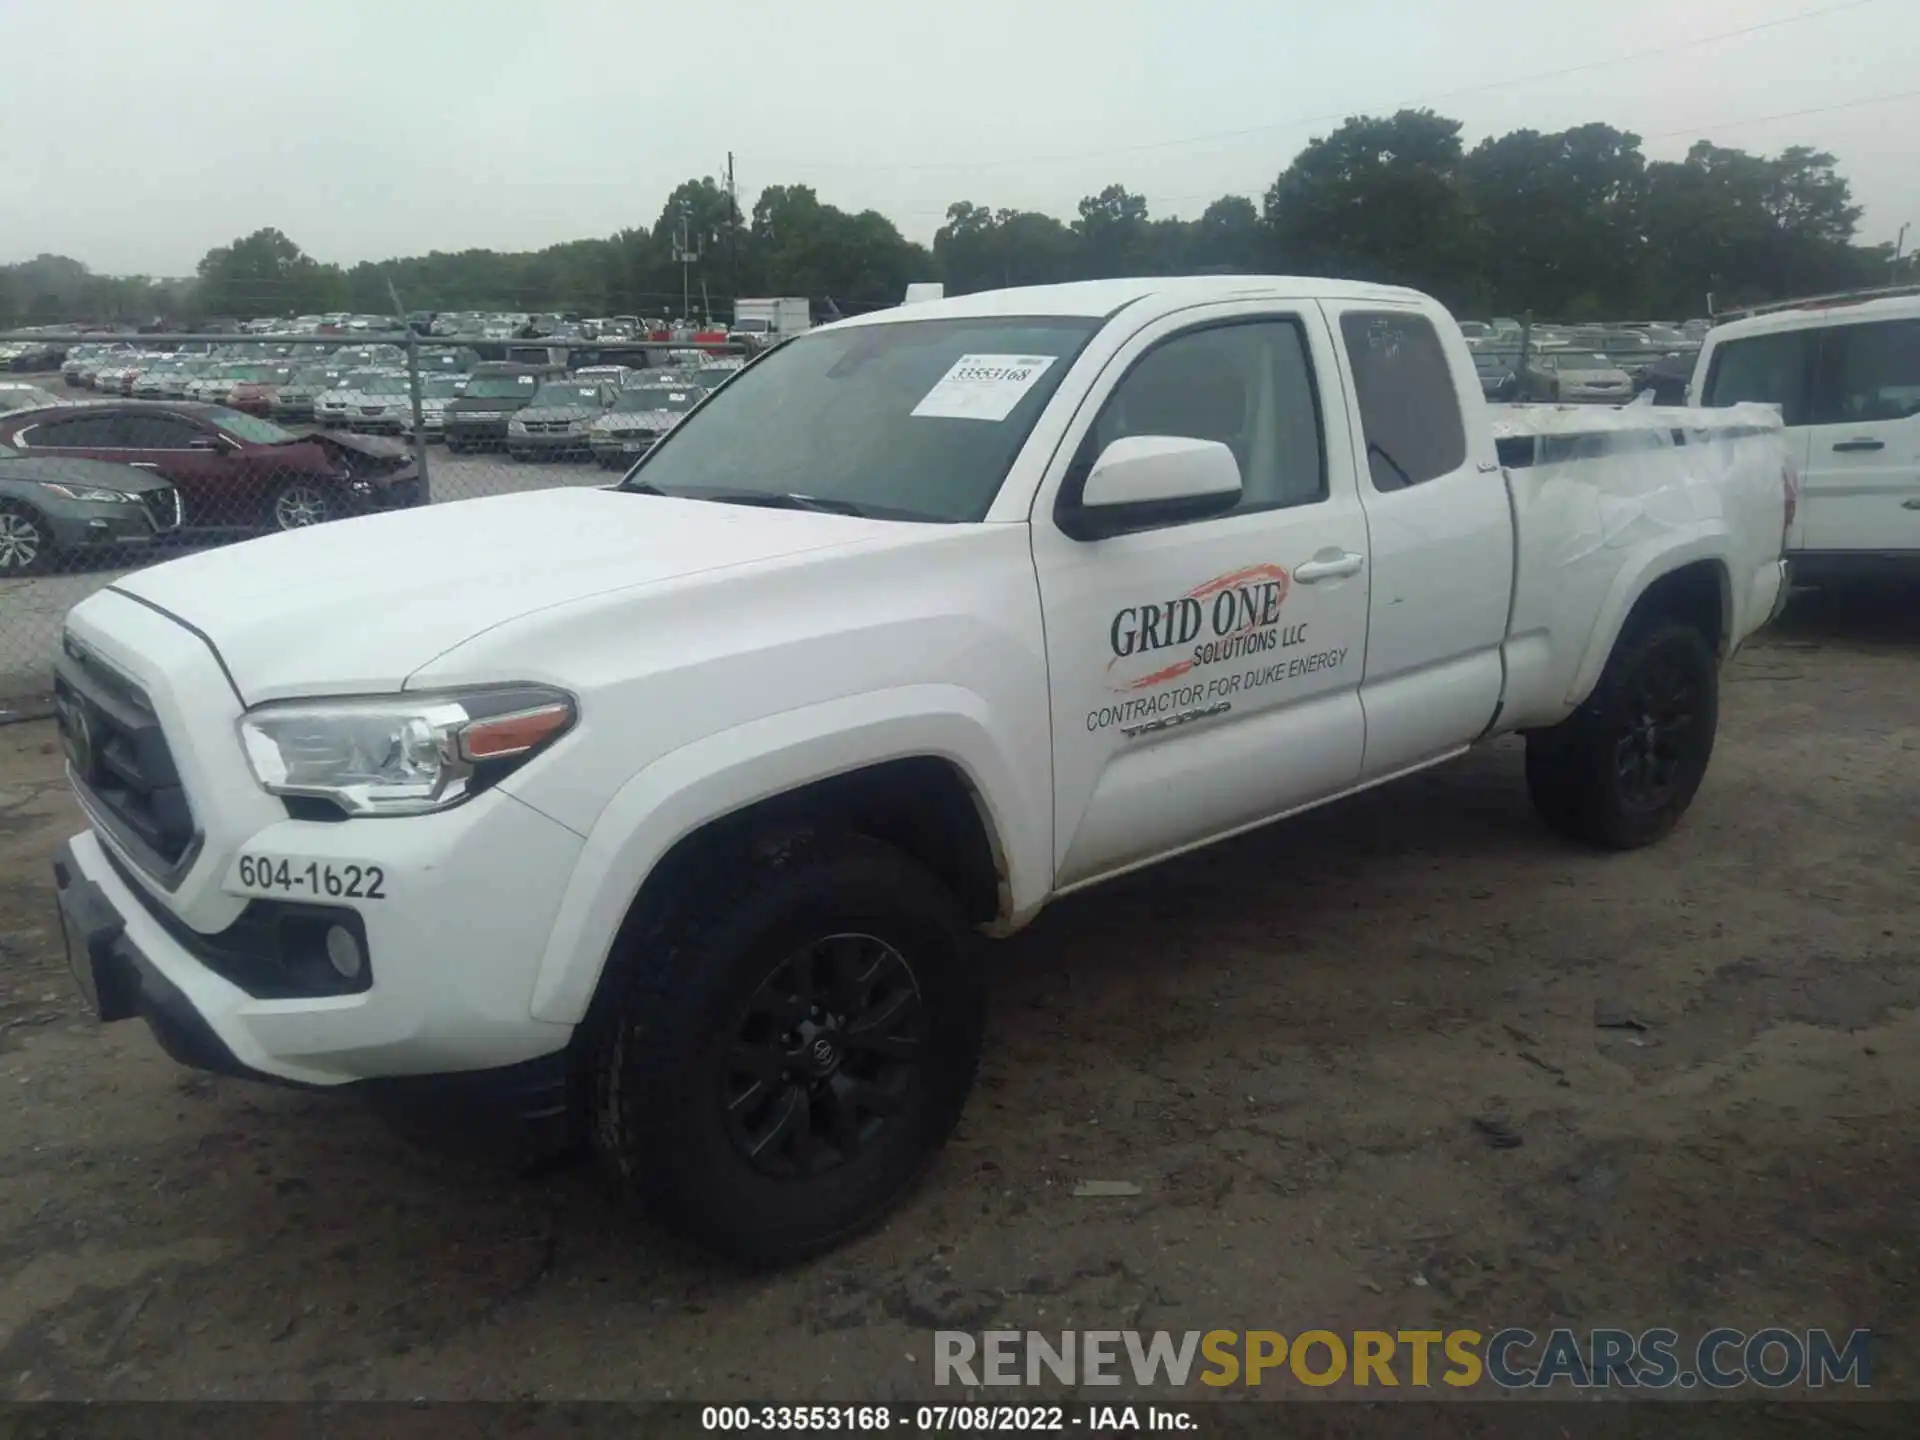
top-left (54, 638), bottom-right (196, 876)
top-left (142, 486), bottom-right (182, 532)
top-left (522, 420), bottom-right (573, 433)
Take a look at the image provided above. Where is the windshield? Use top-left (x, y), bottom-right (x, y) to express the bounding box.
top-left (362, 375), bottom-right (412, 397)
top-left (532, 383), bottom-right (603, 408)
top-left (465, 373), bottom-right (543, 399)
top-left (423, 376), bottom-right (466, 397)
top-left (206, 409), bottom-right (297, 445)
top-left (1558, 354), bottom-right (1615, 369)
top-left (734, 318), bottom-right (771, 333)
top-left (290, 367), bottom-right (337, 386)
top-left (1472, 354), bottom-right (1509, 372)
top-left (627, 317), bottom-right (1100, 522)
top-left (614, 386), bottom-right (697, 414)
top-left (339, 369), bottom-right (392, 390)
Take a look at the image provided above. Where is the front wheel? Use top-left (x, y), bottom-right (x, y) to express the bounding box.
top-left (267, 479), bottom-right (336, 531)
top-left (0, 501), bottom-right (53, 576)
top-left (1525, 620), bottom-right (1718, 850)
top-left (589, 833), bottom-right (984, 1266)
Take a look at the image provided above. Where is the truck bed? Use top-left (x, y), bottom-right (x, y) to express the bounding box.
top-left (1488, 401), bottom-right (1792, 732)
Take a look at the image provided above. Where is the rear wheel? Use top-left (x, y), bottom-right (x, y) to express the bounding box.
top-left (1525, 619), bottom-right (1718, 850)
top-left (589, 832), bottom-right (984, 1266)
top-left (0, 501), bottom-right (52, 576)
top-left (268, 479), bottom-right (335, 532)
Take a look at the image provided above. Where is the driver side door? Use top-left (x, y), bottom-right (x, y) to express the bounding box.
top-left (1031, 304), bottom-right (1371, 890)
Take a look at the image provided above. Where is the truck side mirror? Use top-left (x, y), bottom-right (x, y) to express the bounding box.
top-left (1058, 435), bottom-right (1243, 541)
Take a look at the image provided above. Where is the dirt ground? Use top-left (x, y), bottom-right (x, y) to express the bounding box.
top-left (0, 587), bottom-right (1915, 1409)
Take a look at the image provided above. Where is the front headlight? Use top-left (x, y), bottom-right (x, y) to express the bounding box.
top-left (38, 482), bottom-right (137, 504)
top-left (508, 418), bottom-right (529, 434)
top-left (238, 687), bottom-right (574, 816)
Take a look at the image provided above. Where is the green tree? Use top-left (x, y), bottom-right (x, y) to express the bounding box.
top-left (1191, 195), bottom-right (1267, 273)
top-left (1072, 184), bottom-right (1152, 278)
top-left (1638, 141), bottom-right (1875, 314)
top-left (1264, 109), bottom-right (1484, 307)
top-left (1462, 124), bottom-right (1646, 316)
top-left (195, 228), bottom-right (342, 318)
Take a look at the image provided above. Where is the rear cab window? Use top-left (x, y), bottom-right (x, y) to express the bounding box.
top-left (1338, 312), bottom-right (1468, 490)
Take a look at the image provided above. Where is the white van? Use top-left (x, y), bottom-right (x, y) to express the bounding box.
top-left (1691, 287), bottom-right (1920, 580)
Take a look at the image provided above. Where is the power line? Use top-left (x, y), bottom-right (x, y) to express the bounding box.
top-left (776, 0), bottom-right (1883, 174)
top-left (1641, 85), bottom-right (1920, 141)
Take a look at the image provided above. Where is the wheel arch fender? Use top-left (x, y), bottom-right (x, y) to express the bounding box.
top-left (526, 684), bottom-right (1044, 1025)
top-left (1564, 537), bottom-right (1732, 710)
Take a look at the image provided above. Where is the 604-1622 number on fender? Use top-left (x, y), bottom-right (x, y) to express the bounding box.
top-left (236, 855), bottom-right (388, 900)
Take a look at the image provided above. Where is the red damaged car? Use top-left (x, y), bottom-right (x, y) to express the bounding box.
top-left (224, 363), bottom-right (299, 417)
top-left (0, 401), bottom-right (423, 533)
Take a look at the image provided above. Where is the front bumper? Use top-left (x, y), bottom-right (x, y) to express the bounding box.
top-left (589, 433), bottom-right (661, 462)
top-left (506, 430), bottom-right (593, 455)
top-left (44, 502), bottom-right (164, 553)
top-left (53, 775), bottom-right (582, 1088)
top-left (345, 473), bottom-right (426, 514)
top-left (54, 839), bottom-right (583, 1161)
top-left (444, 415), bottom-right (514, 442)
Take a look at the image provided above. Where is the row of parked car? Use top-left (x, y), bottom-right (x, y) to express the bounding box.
top-left (0, 385), bottom-right (425, 576)
top-left (1461, 319), bottom-right (1707, 405)
top-left (0, 343), bottom-right (751, 575)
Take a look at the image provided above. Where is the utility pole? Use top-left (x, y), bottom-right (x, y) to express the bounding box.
top-left (1893, 222), bottom-right (1911, 282)
top-left (673, 201), bottom-right (701, 328)
top-left (725, 150), bottom-right (740, 327)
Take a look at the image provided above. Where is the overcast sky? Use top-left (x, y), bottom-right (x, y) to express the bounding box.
top-left (7, 0), bottom-right (1917, 277)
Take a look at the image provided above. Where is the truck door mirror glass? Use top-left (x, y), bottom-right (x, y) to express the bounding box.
top-left (1061, 435), bottom-right (1242, 540)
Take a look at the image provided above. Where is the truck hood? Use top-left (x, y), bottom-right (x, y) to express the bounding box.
top-left (109, 487), bottom-right (905, 702)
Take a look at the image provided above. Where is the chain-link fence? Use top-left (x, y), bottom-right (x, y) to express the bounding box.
top-left (0, 328), bottom-right (745, 716)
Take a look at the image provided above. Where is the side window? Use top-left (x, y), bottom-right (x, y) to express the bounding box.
top-left (121, 415), bottom-right (205, 449)
top-left (1701, 330), bottom-right (1813, 425)
top-left (1812, 319), bottom-right (1920, 424)
top-left (1338, 312), bottom-right (1468, 490)
top-left (1074, 319), bottom-right (1326, 521)
top-left (21, 414), bottom-right (124, 448)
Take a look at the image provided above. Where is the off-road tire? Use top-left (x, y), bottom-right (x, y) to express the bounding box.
top-left (588, 831), bottom-right (983, 1266)
top-left (1525, 619), bottom-right (1718, 850)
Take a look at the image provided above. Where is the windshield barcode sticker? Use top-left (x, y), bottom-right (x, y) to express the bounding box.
top-left (912, 353), bottom-right (1057, 422)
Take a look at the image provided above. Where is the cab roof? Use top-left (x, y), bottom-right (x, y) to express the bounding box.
top-left (828, 275), bottom-right (1432, 328)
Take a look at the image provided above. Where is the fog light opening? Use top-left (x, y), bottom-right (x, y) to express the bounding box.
top-left (324, 925), bottom-right (364, 982)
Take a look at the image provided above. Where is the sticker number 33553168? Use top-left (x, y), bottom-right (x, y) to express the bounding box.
top-left (236, 856), bottom-right (387, 900)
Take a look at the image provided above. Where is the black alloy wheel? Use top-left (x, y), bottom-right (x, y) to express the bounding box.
top-left (721, 932), bottom-right (926, 1178)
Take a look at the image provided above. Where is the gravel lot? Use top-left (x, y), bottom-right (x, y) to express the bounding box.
top-left (0, 376), bottom-right (620, 706)
top-left (0, 584), bottom-right (1914, 1407)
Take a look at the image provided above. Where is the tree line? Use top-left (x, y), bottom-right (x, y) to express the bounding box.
top-left (3, 109), bottom-right (1909, 330)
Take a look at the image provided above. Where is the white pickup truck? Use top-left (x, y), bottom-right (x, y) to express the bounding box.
top-left (50, 277), bottom-right (1793, 1264)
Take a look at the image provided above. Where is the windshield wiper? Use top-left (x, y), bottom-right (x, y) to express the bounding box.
top-left (697, 490), bottom-right (873, 518)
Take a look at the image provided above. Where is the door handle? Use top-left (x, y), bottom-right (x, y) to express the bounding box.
top-left (1293, 552), bottom-right (1364, 583)
top-left (129, 462), bottom-right (159, 469)
top-left (1832, 438), bottom-right (1885, 452)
